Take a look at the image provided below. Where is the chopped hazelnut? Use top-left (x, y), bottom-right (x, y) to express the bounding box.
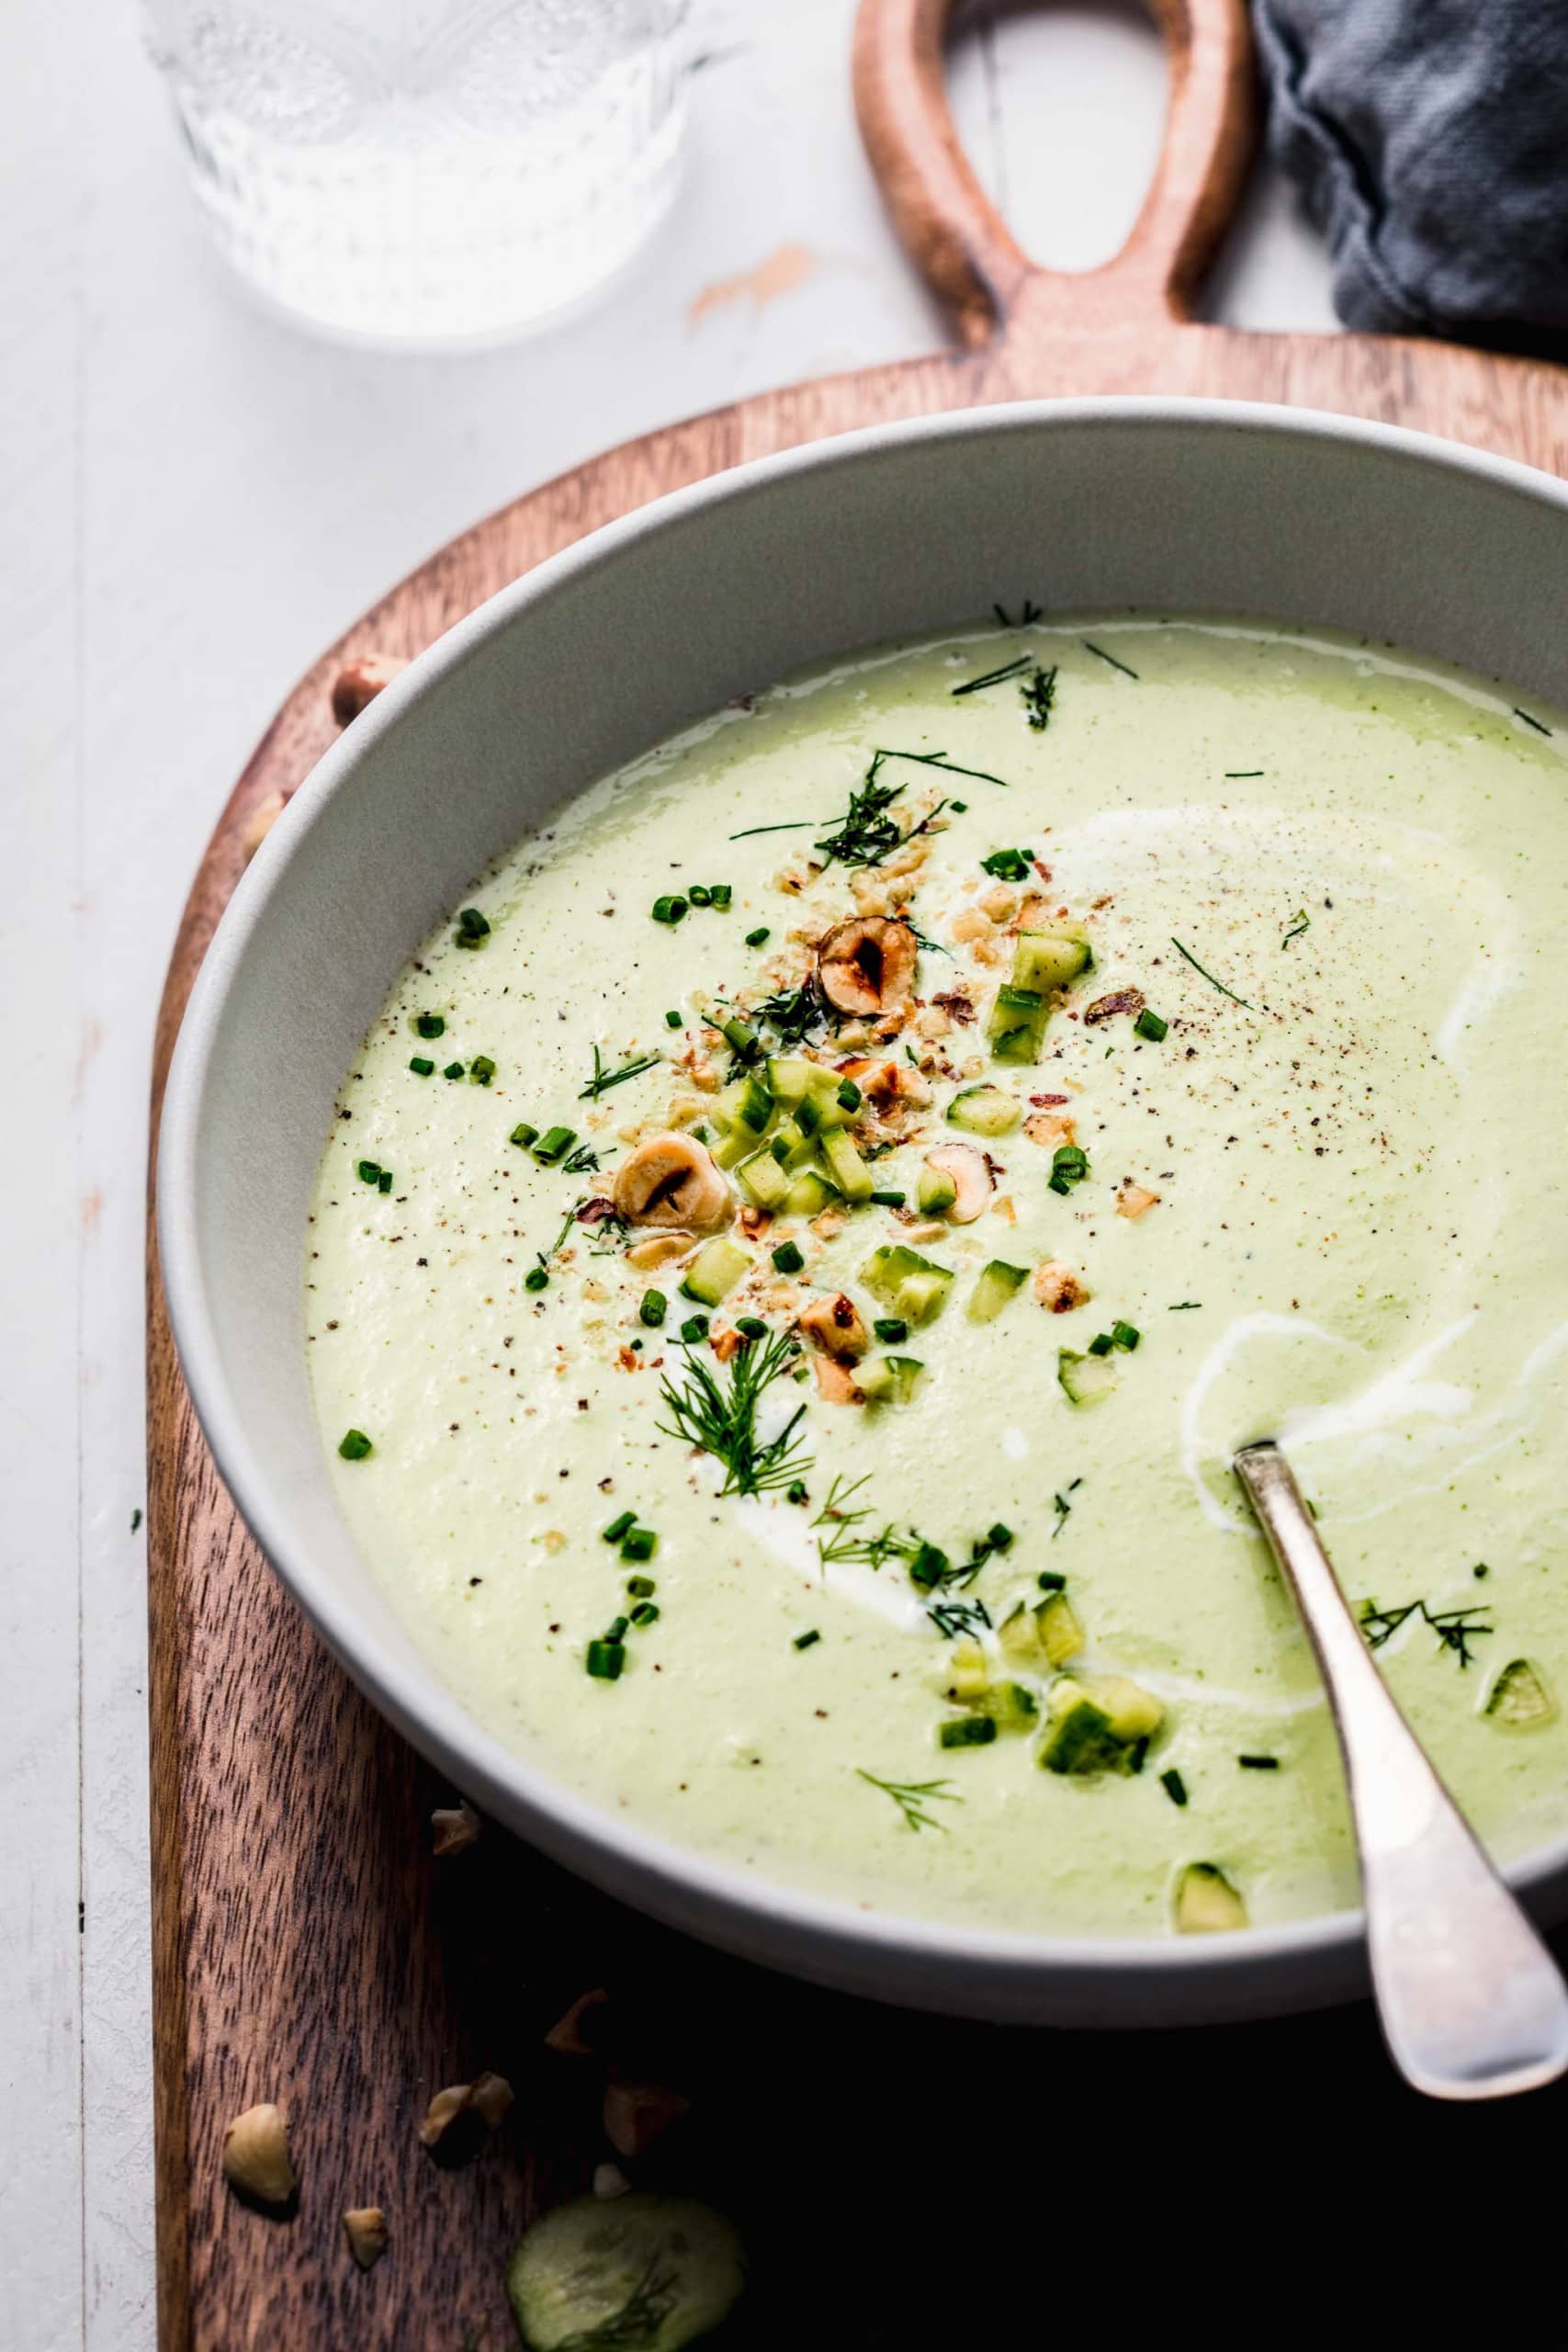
top-left (431, 1801), bottom-right (480, 1857)
top-left (342, 2207), bottom-right (389, 2271)
top-left (544, 1988), bottom-right (610, 2056)
top-left (221, 2103), bottom-right (297, 2207)
top-left (603, 2081), bottom-right (690, 2159)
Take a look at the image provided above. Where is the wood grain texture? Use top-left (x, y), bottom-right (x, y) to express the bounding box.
top-left (147, 1), bottom-right (1568, 2342)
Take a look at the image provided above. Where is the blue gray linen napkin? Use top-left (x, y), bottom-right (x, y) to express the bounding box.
top-left (1254, 0), bottom-right (1568, 350)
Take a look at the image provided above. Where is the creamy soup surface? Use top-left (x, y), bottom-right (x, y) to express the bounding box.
top-left (306, 619), bottom-right (1568, 1938)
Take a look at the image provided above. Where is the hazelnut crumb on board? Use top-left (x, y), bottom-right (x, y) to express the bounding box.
top-left (221, 2103), bottom-right (297, 2207)
top-left (342, 2207), bottom-right (389, 2271)
top-left (431, 1800), bottom-right (480, 1856)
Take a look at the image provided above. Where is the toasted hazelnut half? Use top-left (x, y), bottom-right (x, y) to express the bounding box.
top-left (1033, 1261), bottom-right (1089, 1313)
top-left (603, 2080), bottom-right (690, 2160)
top-left (625, 1229), bottom-right (695, 1272)
top-left (613, 1133), bottom-right (731, 1231)
top-left (798, 1293), bottom-right (870, 1362)
top-left (342, 2207), bottom-right (389, 2271)
top-left (545, 1987), bottom-right (610, 2057)
top-left (817, 918), bottom-right (918, 1018)
top-left (331, 652), bottom-right (408, 726)
top-left (221, 2103), bottom-right (297, 2207)
top-left (418, 2071), bottom-right (513, 2151)
top-left (431, 1800), bottom-right (480, 1857)
top-left (923, 1142), bottom-right (992, 1224)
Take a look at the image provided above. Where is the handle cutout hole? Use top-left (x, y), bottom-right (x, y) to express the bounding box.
top-left (945, 1), bottom-right (1169, 276)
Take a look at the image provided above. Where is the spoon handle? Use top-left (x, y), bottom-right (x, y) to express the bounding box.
top-left (1234, 1440), bottom-right (1568, 2100)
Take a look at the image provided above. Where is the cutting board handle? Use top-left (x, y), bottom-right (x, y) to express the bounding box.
top-left (852, 0), bottom-right (1257, 347)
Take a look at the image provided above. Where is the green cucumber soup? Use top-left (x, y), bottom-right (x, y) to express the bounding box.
top-left (306, 618), bottom-right (1568, 1939)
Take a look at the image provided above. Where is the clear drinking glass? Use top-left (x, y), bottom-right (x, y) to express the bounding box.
top-left (140, 1), bottom-right (691, 345)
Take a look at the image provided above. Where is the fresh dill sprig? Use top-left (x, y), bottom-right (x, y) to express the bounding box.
top-left (813, 748), bottom-right (1010, 872)
top-left (1170, 935), bottom-right (1255, 1009)
top-left (1514, 706), bottom-right (1552, 737)
top-left (753, 983), bottom-right (826, 1045)
top-left (856, 1769), bottom-right (962, 1833)
top-left (1359, 1596), bottom-right (1494, 1669)
top-left (561, 1141), bottom-right (602, 1173)
top-left (580, 1045), bottom-right (661, 1101)
top-left (1082, 639), bottom-right (1139, 679)
top-left (992, 598), bottom-right (1042, 627)
top-left (1051, 1476), bottom-right (1082, 1539)
top-left (928, 1597), bottom-right (992, 1640)
top-left (728, 819), bottom-right (815, 841)
top-left (1021, 663), bottom-right (1057, 730)
top-left (1281, 909), bottom-right (1311, 950)
top-left (952, 654), bottom-right (1029, 698)
top-left (657, 1328), bottom-right (811, 1497)
top-left (555, 2254), bottom-right (680, 2351)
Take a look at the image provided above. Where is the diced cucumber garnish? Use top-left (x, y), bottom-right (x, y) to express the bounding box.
top-left (1039, 1672), bottom-right (1163, 1775)
top-left (1483, 1657), bottom-right (1558, 1730)
top-left (998, 1603), bottom-right (1042, 1663)
top-left (735, 1149), bottom-right (790, 1211)
top-left (1037, 1589), bottom-right (1085, 1668)
top-left (1058, 1349), bottom-right (1119, 1407)
top-left (1013, 923), bottom-right (1093, 996)
top-left (947, 1634), bottom-right (989, 1702)
top-left (986, 983), bottom-right (1047, 1064)
top-left (939, 1714), bottom-right (998, 1748)
top-left (916, 1163), bottom-right (958, 1215)
top-left (767, 1115), bottom-right (815, 1171)
top-left (945, 1084), bottom-right (1021, 1137)
top-left (784, 1168), bottom-right (836, 1217)
top-left (1174, 1862), bottom-right (1248, 1935)
top-left (709, 1126), bottom-right (751, 1170)
top-left (976, 1679), bottom-right (1040, 1733)
top-left (680, 1238), bottom-right (751, 1306)
top-left (733, 1071), bottom-right (772, 1131)
top-left (505, 2191), bottom-right (745, 2350)
top-left (820, 1127), bottom-right (874, 1204)
top-left (766, 1056), bottom-right (813, 1106)
top-left (854, 1353), bottom-right (925, 1406)
top-left (862, 1245), bottom-right (954, 1325)
top-left (967, 1259), bottom-right (1029, 1323)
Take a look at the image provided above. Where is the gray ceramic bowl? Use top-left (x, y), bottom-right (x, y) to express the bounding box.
top-left (161, 399), bottom-right (1568, 2025)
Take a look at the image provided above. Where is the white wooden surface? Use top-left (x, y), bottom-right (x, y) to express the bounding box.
top-left (0, 1), bottom-right (1333, 2340)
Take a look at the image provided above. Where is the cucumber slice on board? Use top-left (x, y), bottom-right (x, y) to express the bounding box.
top-left (505, 2192), bottom-right (744, 2350)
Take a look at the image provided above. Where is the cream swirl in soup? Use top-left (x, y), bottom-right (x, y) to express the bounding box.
top-left (306, 619), bottom-right (1568, 1937)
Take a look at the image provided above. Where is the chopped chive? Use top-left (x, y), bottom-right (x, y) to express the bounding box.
top-left (1170, 935), bottom-right (1253, 1009)
top-left (626, 1573), bottom-right (657, 1597)
top-left (356, 1159), bottom-right (381, 1185)
top-left (1048, 1143), bottom-right (1089, 1196)
top-left (794, 1629), bottom-right (821, 1650)
top-left (1111, 1320), bottom-right (1141, 1351)
top-left (1160, 1768), bottom-right (1188, 1807)
top-left (337, 1428), bottom-right (373, 1461)
top-left (603, 1510), bottom-right (636, 1543)
top-left (908, 1542), bottom-right (950, 1589)
top-left (869, 1189), bottom-right (906, 1208)
top-left (1134, 1008), bottom-right (1168, 1043)
top-left (531, 1126), bottom-right (576, 1163)
top-left (746, 926), bottom-right (771, 948)
top-left (950, 799), bottom-right (968, 812)
top-left (585, 1640), bottom-right (625, 1680)
top-left (772, 1240), bottom-right (805, 1274)
top-left (409, 1056), bottom-right (435, 1076)
top-left (688, 884), bottom-right (713, 907)
top-left (986, 1523), bottom-right (1013, 1553)
top-left (1238, 1753), bottom-right (1280, 1770)
top-left (736, 1316), bottom-right (768, 1340)
top-left (786, 1479), bottom-right (809, 1505)
top-left (604, 1615), bottom-right (630, 1642)
top-left (710, 885), bottom-right (733, 909)
top-left (620, 1527), bottom-right (657, 1563)
top-left (953, 655), bottom-right (1030, 698)
top-left (722, 1016), bottom-right (760, 1060)
top-left (1037, 1570), bottom-right (1066, 1592)
top-left (873, 1317), bottom-right (908, 1344)
top-left (455, 906), bottom-right (491, 946)
top-left (1088, 1332), bottom-right (1113, 1356)
top-left (639, 1290), bottom-right (668, 1329)
top-left (836, 1078), bottom-right (863, 1112)
top-left (378, 1170), bottom-right (392, 1193)
top-left (414, 1012), bottom-right (446, 1039)
top-left (525, 1266), bottom-right (548, 1292)
top-left (680, 1314), bottom-right (709, 1344)
top-left (979, 847), bottom-right (1032, 882)
top-left (1515, 706), bottom-right (1551, 736)
top-left (651, 894), bottom-right (688, 924)
top-left (443, 1060), bottom-right (465, 1080)
top-left (468, 1055), bottom-right (496, 1086)
top-left (509, 1122), bottom-right (539, 1149)
top-left (665, 1008), bottom-right (683, 1028)
top-left (939, 1714), bottom-right (998, 1747)
top-left (630, 1602), bottom-right (660, 1627)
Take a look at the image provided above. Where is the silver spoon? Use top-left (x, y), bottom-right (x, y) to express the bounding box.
top-left (1233, 1439), bottom-right (1568, 2100)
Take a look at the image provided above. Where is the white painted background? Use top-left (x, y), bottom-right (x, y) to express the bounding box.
top-left (1, 2), bottom-right (1334, 2339)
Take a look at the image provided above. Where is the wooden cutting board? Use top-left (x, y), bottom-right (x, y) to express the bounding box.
top-left (146, 3), bottom-right (1568, 2341)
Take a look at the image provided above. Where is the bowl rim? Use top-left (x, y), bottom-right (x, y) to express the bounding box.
top-left (159, 393), bottom-right (1568, 2000)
